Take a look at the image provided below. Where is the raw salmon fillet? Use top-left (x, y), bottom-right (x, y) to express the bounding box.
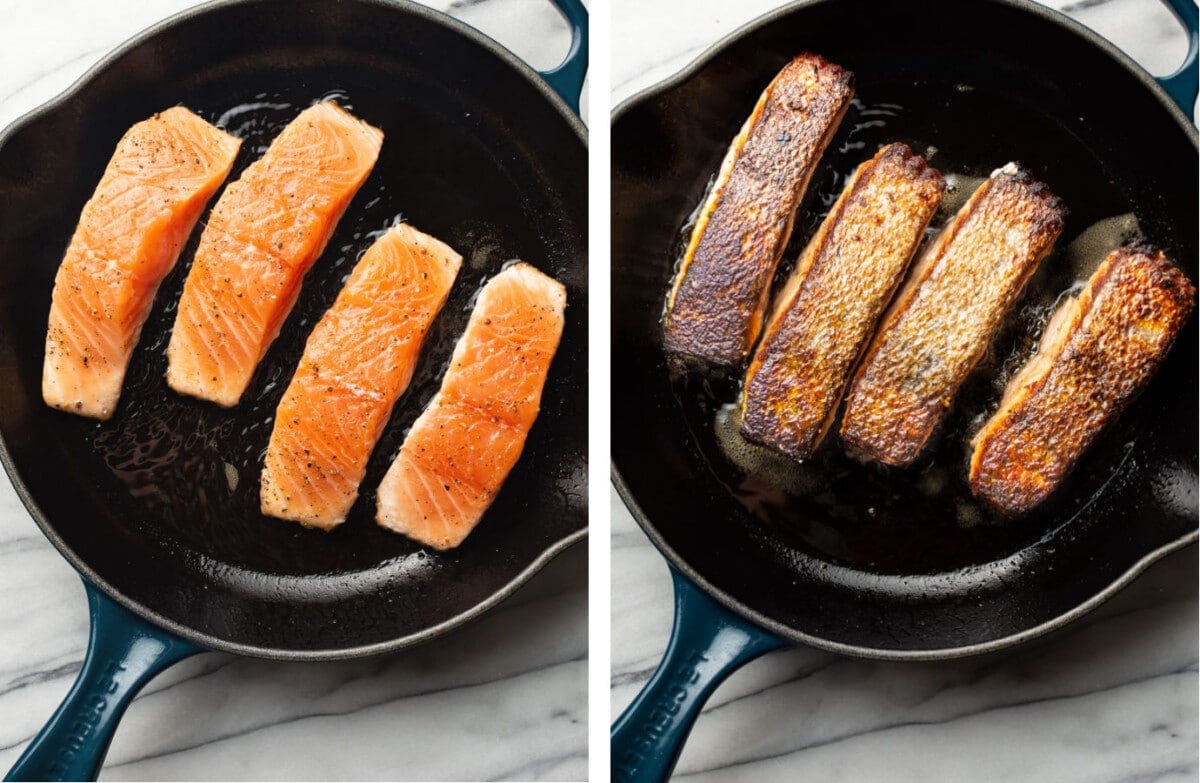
top-left (741, 143), bottom-right (945, 461)
top-left (376, 263), bottom-right (566, 550)
top-left (166, 101), bottom-right (383, 407)
top-left (663, 53), bottom-right (854, 366)
top-left (42, 107), bottom-right (241, 419)
top-left (970, 244), bottom-right (1195, 515)
top-left (260, 224), bottom-right (462, 529)
top-left (840, 163), bottom-right (1065, 467)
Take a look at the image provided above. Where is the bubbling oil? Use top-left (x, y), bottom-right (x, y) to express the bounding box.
top-left (667, 94), bottom-right (1150, 576)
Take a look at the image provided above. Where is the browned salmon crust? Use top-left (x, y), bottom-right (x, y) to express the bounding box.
top-left (663, 53), bottom-right (854, 366)
top-left (970, 244), bottom-right (1195, 516)
top-left (840, 164), bottom-right (1065, 467)
top-left (740, 143), bottom-right (945, 461)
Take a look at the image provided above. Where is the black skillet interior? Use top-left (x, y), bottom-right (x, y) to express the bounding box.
top-left (612, 0), bottom-right (1197, 653)
top-left (0, 0), bottom-right (587, 655)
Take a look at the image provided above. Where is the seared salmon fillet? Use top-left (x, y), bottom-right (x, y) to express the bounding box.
top-left (970, 244), bottom-right (1194, 515)
top-left (741, 143), bottom-right (945, 461)
top-left (166, 102), bottom-right (383, 407)
top-left (260, 224), bottom-right (461, 530)
top-left (42, 107), bottom-right (240, 419)
top-left (663, 53), bottom-right (854, 366)
top-left (376, 263), bottom-right (566, 550)
top-left (840, 163), bottom-right (1065, 467)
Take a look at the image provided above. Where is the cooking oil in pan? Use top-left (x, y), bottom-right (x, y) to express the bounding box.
top-left (666, 90), bottom-right (1158, 575)
top-left (673, 366), bottom-right (1037, 575)
top-left (84, 90), bottom-right (550, 576)
top-left (671, 222), bottom-right (1150, 576)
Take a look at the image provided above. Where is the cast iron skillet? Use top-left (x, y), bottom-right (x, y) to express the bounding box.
top-left (0, 0), bottom-right (587, 779)
top-left (610, 0), bottom-right (1197, 779)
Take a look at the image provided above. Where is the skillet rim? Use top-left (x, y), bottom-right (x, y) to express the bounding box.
top-left (610, 0), bottom-right (1199, 660)
top-left (0, 0), bottom-right (589, 660)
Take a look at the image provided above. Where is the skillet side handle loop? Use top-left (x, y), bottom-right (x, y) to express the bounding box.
top-left (611, 568), bottom-right (786, 783)
top-left (5, 582), bottom-right (201, 782)
top-left (540, 0), bottom-right (589, 116)
top-left (1158, 0), bottom-right (1199, 117)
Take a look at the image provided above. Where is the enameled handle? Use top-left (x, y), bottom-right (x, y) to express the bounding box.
top-left (539, 0), bottom-right (589, 115)
top-left (1157, 0), bottom-right (1199, 116)
top-left (5, 582), bottom-right (201, 782)
top-left (610, 569), bottom-right (786, 783)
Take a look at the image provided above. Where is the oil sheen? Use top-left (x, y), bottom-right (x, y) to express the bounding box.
top-left (668, 91), bottom-right (1150, 575)
top-left (81, 92), bottom-right (541, 576)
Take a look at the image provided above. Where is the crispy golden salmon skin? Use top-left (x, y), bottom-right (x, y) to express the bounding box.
top-left (840, 163), bottom-right (1065, 467)
top-left (376, 263), bottom-right (566, 550)
top-left (741, 143), bottom-right (945, 461)
top-left (43, 107), bottom-right (241, 419)
top-left (663, 53), bottom-right (854, 366)
top-left (167, 102), bottom-right (383, 407)
top-left (970, 245), bottom-right (1195, 515)
top-left (260, 224), bottom-right (462, 530)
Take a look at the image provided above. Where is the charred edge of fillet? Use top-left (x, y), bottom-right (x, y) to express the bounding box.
top-left (882, 142), bottom-right (949, 192)
top-left (970, 244), bottom-right (1196, 516)
top-left (663, 53), bottom-right (855, 366)
top-left (992, 163), bottom-right (1068, 246)
top-left (741, 143), bottom-right (946, 461)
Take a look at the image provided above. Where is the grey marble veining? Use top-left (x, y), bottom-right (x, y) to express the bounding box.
top-left (614, 489), bottom-right (1196, 782)
top-left (0, 1), bottom-right (586, 780)
top-left (611, 0), bottom-right (1198, 780)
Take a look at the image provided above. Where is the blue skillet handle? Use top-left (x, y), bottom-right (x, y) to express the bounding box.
top-left (1158, 0), bottom-right (1199, 116)
top-left (6, 582), bottom-right (201, 782)
top-left (539, 0), bottom-right (588, 115)
top-left (611, 568), bottom-right (787, 782)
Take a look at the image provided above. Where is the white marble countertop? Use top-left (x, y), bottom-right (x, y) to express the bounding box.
top-left (611, 0), bottom-right (1198, 781)
top-left (0, 1), bottom-right (586, 780)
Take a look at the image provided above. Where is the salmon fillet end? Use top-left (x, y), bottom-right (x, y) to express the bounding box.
top-left (165, 229), bottom-right (299, 407)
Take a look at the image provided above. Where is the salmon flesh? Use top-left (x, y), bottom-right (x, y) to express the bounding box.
top-left (260, 224), bottom-right (462, 529)
top-left (166, 101), bottom-right (383, 407)
top-left (376, 263), bottom-right (566, 550)
top-left (43, 107), bottom-right (240, 419)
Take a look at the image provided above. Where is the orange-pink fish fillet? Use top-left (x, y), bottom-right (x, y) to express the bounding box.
top-left (376, 263), bottom-right (566, 550)
top-left (42, 107), bottom-right (241, 419)
top-left (260, 224), bottom-right (462, 529)
top-left (166, 101), bottom-right (383, 407)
